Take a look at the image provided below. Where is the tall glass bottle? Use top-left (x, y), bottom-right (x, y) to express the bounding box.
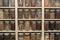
top-left (5, 21), bottom-right (11, 30)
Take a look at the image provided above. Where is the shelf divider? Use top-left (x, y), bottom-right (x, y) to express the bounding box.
top-left (42, 0), bottom-right (44, 40)
top-left (15, 0), bottom-right (18, 40)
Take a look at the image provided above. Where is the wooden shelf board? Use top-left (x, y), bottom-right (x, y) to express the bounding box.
top-left (18, 7), bottom-right (42, 8)
top-left (0, 7), bottom-right (15, 8)
top-left (44, 30), bottom-right (60, 32)
top-left (44, 19), bottom-right (60, 20)
top-left (18, 30), bottom-right (42, 32)
top-left (44, 7), bottom-right (60, 8)
top-left (0, 19), bottom-right (15, 20)
top-left (18, 19), bottom-right (42, 20)
top-left (0, 30), bottom-right (15, 32)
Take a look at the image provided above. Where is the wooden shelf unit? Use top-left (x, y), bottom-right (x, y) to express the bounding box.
top-left (0, 0), bottom-right (60, 40)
